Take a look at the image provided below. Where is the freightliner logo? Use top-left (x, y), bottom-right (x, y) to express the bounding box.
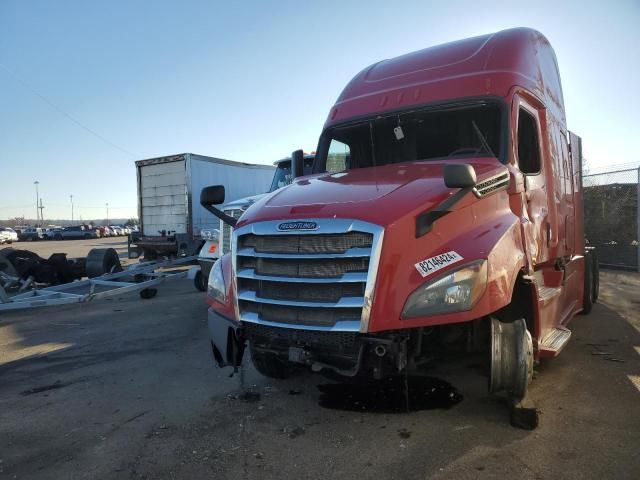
top-left (277, 221), bottom-right (318, 231)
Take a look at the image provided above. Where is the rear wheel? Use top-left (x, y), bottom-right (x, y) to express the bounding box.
top-left (250, 347), bottom-right (296, 379)
top-left (582, 252), bottom-right (594, 314)
top-left (591, 250), bottom-right (599, 303)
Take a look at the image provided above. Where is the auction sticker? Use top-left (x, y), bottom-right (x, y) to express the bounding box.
top-left (415, 251), bottom-right (463, 278)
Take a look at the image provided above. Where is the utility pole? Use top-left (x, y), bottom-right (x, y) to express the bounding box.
top-left (38, 198), bottom-right (45, 224)
top-left (106, 203), bottom-right (109, 225)
top-left (70, 195), bottom-right (74, 223)
top-left (33, 180), bottom-right (40, 226)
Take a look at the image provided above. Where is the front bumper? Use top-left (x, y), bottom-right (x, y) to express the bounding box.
top-left (208, 307), bottom-right (409, 377)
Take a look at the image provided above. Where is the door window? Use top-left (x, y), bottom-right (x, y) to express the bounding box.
top-left (517, 108), bottom-right (541, 174)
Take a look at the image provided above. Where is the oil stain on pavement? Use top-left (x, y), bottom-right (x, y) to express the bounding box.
top-left (317, 376), bottom-right (462, 413)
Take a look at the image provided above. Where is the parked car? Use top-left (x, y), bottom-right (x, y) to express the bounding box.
top-left (42, 227), bottom-right (64, 240)
top-left (109, 226), bottom-right (124, 236)
top-left (0, 227), bottom-right (19, 244)
top-left (20, 227), bottom-right (45, 241)
top-left (13, 226), bottom-right (30, 238)
top-left (95, 226), bottom-right (111, 237)
top-left (54, 225), bottom-right (100, 240)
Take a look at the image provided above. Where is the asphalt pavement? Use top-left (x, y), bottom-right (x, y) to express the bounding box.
top-left (0, 266), bottom-right (639, 479)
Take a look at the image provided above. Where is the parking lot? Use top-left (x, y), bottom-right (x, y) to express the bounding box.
top-left (1, 240), bottom-right (639, 479)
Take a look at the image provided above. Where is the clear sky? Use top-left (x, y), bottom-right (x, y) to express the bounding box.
top-left (1, 0), bottom-right (639, 221)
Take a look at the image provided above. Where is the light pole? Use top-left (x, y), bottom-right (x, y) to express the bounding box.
top-left (33, 181), bottom-right (40, 226)
top-left (106, 203), bottom-right (109, 225)
top-left (70, 195), bottom-right (74, 223)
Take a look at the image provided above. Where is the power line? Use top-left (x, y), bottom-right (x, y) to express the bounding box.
top-left (0, 62), bottom-right (138, 158)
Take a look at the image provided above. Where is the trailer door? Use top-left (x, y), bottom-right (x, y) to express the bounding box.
top-left (139, 159), bottom-right (188, 236)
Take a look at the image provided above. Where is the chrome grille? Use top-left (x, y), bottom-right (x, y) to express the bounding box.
top-left (240, 232), bottom-right (372, 254)
top-left (220, 209), bottom-right (244, 255)
top-left (239, 278), bottom-right (364, 302)
top-left (233, 220), bottom-right (381, 331)
top-left (238, 257), bottom-right (369, 278)
top-left (241, 303), bottom-right (362, 327)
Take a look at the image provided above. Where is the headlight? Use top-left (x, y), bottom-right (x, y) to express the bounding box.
top-left (207, 258), bottom-right (226, 303)
top-left (402, 260), bottom-right (487, 318)
top-left (201, 229), bottom-right (220, 241)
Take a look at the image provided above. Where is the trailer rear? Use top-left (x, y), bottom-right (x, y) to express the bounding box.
top-left (130, 153), bottom-right (274, 259)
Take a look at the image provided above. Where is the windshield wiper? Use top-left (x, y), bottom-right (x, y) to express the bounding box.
top-left (472, 120), bottom-right (496, 158)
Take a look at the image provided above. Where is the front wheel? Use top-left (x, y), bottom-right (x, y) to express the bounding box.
top-left (489, 318), bottom-right (533, 399)
top-left (194, 270), bottom-right (207, 292)
top-left (140, 288), bottom-right (158, 299)
top-left (250, 347), bottom-right (296, 379)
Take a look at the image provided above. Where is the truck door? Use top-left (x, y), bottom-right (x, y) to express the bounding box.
top-left (514, 97), bottom-right (559, 267)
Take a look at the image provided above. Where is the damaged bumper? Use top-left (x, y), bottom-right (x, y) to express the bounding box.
top-left (208, 308), bottom-right (411, 378)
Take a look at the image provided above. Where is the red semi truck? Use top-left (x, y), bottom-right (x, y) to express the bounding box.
top-left (201, 28), bottom-right (598, 407)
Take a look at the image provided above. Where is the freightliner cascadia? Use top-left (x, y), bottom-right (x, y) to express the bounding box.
top-left (200, 28), bottom-right (598, 413)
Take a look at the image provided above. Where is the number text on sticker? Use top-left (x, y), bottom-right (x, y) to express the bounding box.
top-left (415, 251), bottom-right (463, 278)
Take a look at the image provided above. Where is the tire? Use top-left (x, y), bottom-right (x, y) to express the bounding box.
top-left (55, 234), bottom-right (62, 241)
top-left (142, 250), bottom-right (158, 262)
top-left (489, 318), bottom-right (533, 399)
top-left (591, 250), bottom-right (599, 304)
top-left (140, 288), bottom-right (158, 299)
top-left (86, 248), bottom-right (123, 278)
top-left (194, 270), bottom-right (207, 292)
top-left (250, 347), bottom-right (296, 379)
top-left (582, 252), bottom-right (594, 315)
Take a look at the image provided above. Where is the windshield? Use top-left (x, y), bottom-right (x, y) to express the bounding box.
top-left (317, 102), bottom-right (503, 173)
top-left (269, 158), bottom-right (315, 192)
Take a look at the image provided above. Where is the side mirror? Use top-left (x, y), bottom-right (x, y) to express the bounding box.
top-left (199, 185), bottom-right (237, 227)
top-left (291, 149), bottom-right (304, 179)
top-left (444, 164), bottom-right (477, 189)
top-left (200, 185), bottom-right (225, 206)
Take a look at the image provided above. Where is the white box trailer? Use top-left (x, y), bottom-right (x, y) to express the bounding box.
top-left (130, 153), bottom-right (274, 259)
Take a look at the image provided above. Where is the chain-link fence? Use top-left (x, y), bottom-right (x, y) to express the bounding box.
top-left (583, 167), bottom-right (640, 271)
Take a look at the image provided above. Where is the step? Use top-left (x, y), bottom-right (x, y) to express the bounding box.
top-left (537, 285), bottom-right (562, 306)
top-left (539, 327), bottom-right (572, 358)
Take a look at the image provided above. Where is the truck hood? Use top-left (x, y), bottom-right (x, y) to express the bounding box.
top-left (223, 193), bottom-right (268, 211)
top-left (239, 158), bottom-right (506, 228)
